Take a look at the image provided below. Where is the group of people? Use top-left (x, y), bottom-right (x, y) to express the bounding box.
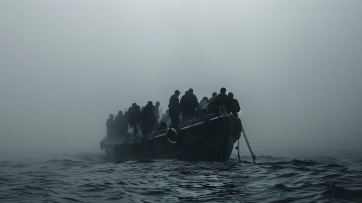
top-left (168, 87), bottom-right (240, 124)
top-left (106, 87), bottom-right (240, 138)
top-left (106, 101), bottom-right (163, 137)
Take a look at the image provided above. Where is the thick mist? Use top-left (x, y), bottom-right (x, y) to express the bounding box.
top-left (1, 0), bottom-right (361, 159)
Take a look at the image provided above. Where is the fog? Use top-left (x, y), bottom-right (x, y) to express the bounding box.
top-left (1, 1), bottom-right (361, 159)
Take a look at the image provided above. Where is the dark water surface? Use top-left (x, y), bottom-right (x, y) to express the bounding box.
top-left (1, 151), bottom-right (361, 203)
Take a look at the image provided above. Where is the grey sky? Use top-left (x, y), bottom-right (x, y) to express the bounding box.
top-left (1, 1), bottom-right (361, 158)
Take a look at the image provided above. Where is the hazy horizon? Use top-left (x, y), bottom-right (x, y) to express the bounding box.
top-left (1, 0), bottom-right (361, 159)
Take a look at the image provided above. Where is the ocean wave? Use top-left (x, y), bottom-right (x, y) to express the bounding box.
top-left (0, 153), bottom-right (361, 202)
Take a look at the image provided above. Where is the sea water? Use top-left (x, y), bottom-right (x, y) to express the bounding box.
top-left (1, 151), bottom-right (361, 202)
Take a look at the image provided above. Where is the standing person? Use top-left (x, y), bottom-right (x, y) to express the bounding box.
top-left (132, 105), bottom-right (142, 135)
top-left (207, 92), bottom-right (218, 113)
top-left (153, 101), bottom-right (161, 129)
top-left (180, 90), bottom-right (189, 120)
top-left (209, 92), bottom-right (217, 103)
top-left (115, 111), bottom-right (127, 137)
top-left (213, 87), bottom-right (231, 114)
top-left (127, 103), bottom-right (137, 128)
top-left (106, 114), bottom-right (115, 137)
top-left (182, 88), bottom-right (198, 121)
top-left (180, 90), bottom-right (188, 115)
top-left (168, 90), bottom-right (181, 124)
top-left (188, 88), bottom-right (199, 113)
top-left (228, 92), bottom-right (241, 117)
top-left (141, 101), bottom-right (156, 135)
top-left (114, 111), bottom-right (121, 134)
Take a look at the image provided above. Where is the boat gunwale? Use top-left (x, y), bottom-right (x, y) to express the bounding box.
top-left (102, 114), bottom-right (229, 145)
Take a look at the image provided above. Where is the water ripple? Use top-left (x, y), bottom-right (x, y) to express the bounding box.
top-left (0, 153), bottom-right (361, 202)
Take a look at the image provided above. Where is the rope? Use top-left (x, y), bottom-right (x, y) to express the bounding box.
top-left (174, 125), bottom-right (192, 158)
top-left (240, 119), bottom-right (257, 164)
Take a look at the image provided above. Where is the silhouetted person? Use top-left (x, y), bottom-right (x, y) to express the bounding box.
top-left (169, 90), bottom-right (181, 124)
top-left (188, 88), bottom-right (199, 112)
top-left (106, 114), bottom-right (115, 137)
top-left (180, 90), bottom-right (189, 118)
top-left (228, 92), bottom-right (241, 117)
top-left (199, 96), bottom-right (209, 109)
top-left (213, 87), bottom-right (231, 114)
top-left (180, 88), bottom-right (198, 121)
top-left (115, 111), bottom-right (127, 137)
top-left (153, 101), bottom-right (160, 129)
top-left (127, 103), bottom-right (137, 127)
top-left (207, 92), bottom-right (218, 113)
top-left (141, 101), bottom-right (156, 135)
top-left (132, 105), bottom-right (142, 135)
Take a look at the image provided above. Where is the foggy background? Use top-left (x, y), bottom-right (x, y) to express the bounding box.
top-left (1, 0), bottom-right (361, 159)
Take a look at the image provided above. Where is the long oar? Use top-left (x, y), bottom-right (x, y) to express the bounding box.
top-left (240, 119), bottom-right (257, 164)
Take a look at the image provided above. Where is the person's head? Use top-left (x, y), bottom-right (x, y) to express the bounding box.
top-left (228, 92), bottom-right (234, 99)
top-left (148, 101), bottom-right (153, 106)
top-left (156, 101), bottom-right (160, 107)
top-left (160, 122), bottom-right (167, 128)
top-left (132, 103), bottom-right (137, 107)
top-left (212, 92), bottom-right (217, 97)
top-left (203, 96), bottom-right (208, 101)
top-left (118, 111), bottom-right (123, 116)
top-left (109, 114), bottom-right (114, 119)
top-left (175, 90), bottom-right (180, 96)
top-left (189, 88), bottom-right (193, 94)
top-left (220, 87), bottom-right (226, 94)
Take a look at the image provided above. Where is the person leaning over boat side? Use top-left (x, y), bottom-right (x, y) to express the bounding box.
top-left (106, 114), bottom-right (115, 137)
top-left (213, 87), bottom-right (231, 114)
top-left (141, 101), bottom-right (157, 135)
top-left (228, 92), bottom-right (241, 117)
top-left (168, 90), bottom-right (181, 124)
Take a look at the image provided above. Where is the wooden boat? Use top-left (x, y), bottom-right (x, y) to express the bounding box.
top-left (100, 109), bottom-right (242, 162)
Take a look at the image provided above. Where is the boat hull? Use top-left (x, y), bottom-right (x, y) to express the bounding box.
top-left (101, 114), bottom-right (241, 162)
